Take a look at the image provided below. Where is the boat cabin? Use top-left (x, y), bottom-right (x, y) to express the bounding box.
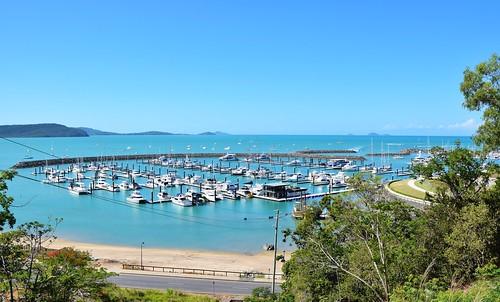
top-left (262, 183), bottom-right (308, 200)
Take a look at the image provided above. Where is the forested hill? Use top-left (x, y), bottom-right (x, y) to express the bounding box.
top-left (0, 123), bottom-right (89, 138)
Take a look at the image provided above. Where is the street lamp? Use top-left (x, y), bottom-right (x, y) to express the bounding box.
top-left (140, 242), bottom-right (145, 270)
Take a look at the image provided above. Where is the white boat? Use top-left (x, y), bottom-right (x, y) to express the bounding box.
top-left (173, 178), bottom-right (185, 185)
top-left (236, 185), bottom-right (253, 198)
top-left (250, 184), bottom-right (264, 196)
top-left (412, 151), bottom-right (431, 165)
top-left (202, 189), bottom-right (222, 202)
top-left (172, 194), bottom-right (193, 207)
top-left (127, 190), bottom-right (146, 204)
top-left (327, 159), bottom-right (349, 169)
top-left (143, 179), bottom-right (155, 189)
top-left (255, 153), bottom-right (271, 161)
top-left (222, 190), bottom-right (239, 200)
top-left (219, 153), bottom-right (238, 161)
top-left (310, 173), bottom-right (330, 185)
top-left (273, 171), bottom-right (288, 180)
top-left (373, 165), bottom-right (394, 175)
top-left (119, 181), bottom-right (132, 191)
top-left (231, 167), bottom-right (247, 175)
top-left (286, 173), bottom-right (306, 182)
top-left (188, 175), bottom-right (202, 185)
top-left (95, 178), bottom-right (120, 192)
top-left (341, 162), bottom-right (358, 171)
top-left (286, 159), bottom-right (302, 166)
top-left (157, 191), bottom-right (171, 202)
top-left (130, 170), bottom-right (142, 178)
top-left (330, 172), bottom-right (348, 188)
top-left (68, 182), bottom-right (90, 195)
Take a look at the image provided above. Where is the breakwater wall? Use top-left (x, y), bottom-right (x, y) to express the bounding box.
top-left (12, 152), bottom-right (366, 169)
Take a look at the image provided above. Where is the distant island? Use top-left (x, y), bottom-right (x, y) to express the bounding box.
top-left (198, 131), bottom-right (229, 135)
top-left (0, 124), bottom-right (229, 138)
top-left (0, 123), bottom-right (88, 138)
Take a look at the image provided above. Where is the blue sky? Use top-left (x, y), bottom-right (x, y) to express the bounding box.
top-left (0, 0), bottom-right (498, 135)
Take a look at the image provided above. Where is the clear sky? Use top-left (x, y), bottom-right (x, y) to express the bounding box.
top-left (1, 0), bottom-right (498, 135)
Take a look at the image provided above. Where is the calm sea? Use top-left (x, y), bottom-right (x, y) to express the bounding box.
top-left (1, 135), bottom-right (473, 253)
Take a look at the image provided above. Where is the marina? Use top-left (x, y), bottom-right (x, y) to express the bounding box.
top-left (2, 134), bottom-right (475, 253)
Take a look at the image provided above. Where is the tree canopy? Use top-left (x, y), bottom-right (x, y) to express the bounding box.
top-left (460, 53), bottom-right (499, 151)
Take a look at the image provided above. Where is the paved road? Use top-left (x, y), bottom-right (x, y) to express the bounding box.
top-left (110, 273), bottom-right (281, 295)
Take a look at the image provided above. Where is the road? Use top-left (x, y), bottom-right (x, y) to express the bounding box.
top-left (110, 273), bottom-right (281, 295)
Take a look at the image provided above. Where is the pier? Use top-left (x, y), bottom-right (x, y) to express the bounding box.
top-left (12, 151), bottom-right (366, 169)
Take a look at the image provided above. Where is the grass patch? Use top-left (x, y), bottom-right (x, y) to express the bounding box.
top-left (413, 179), bottom-right (446, 193)
top-left (389, 180), bottom-right (427, 200)
top-left (97, 286), bottom-right (218, 302)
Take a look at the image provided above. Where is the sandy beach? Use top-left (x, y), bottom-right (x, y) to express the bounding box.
top-left (47, 238), bottom-right (287, 275)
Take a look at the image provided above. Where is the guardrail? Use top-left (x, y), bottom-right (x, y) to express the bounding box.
top-left (122, 263), bottom-right (282, 280)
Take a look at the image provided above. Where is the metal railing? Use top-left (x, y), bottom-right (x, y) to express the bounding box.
top-left (122, 263), bottom-right (282, 280)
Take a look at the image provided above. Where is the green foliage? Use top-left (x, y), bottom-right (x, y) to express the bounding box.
top-left (460, 53), bottom-right (499, 151)
top-left (282, 176), bottom-right (431, 302)
top-left (0, 170), bottom-right (17, 231)
top-left (244, 287), bottom-right (277, 302)
top-left (98, 286), bottom-right (217, 302)
top-left (30, 247), bottom-right (112, 301)
top-left (412, 147), bottom-right (493, 209)
top-left (444, 203), bottom-right (497, 285)
top-left (0, 220), bottom-right (112, 302)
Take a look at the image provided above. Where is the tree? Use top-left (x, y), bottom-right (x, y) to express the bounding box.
top-left (31, 247), bottom-right (111, 302)
top-left (0, 170), bottom-right (17, 231)
top-left (282, 176), bottom-right (431, 302)
top-left (460, 53), bottom-right (499, 151)
top-left (444, 203), bottom-right (497, 286)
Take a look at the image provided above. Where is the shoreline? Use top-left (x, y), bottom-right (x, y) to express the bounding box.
top-left (47, 238), bottom-right (287, 275)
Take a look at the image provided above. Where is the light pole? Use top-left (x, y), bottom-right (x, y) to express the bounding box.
top-left (140, 242), bottom-right (145, 270)
top-left (272, 209), bottom-right (279, 294)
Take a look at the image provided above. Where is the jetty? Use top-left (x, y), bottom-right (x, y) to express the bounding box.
top-left (12, 152), bottom-right (366, 169)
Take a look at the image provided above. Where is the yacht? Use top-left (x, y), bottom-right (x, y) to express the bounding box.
top-left (219, 153), bottom-right (238, 161)
top-left (130, 170), bottom-right (142, 178)
top-left (272, 171), bottom-right (288, 180)
top-left (286, 159), bottom-right (302, 166)
top-left (157, 191), bottom-right (171, 202)
top-left (373, 165), bottom-right (394, 175)
top-left (341, 162), bottom-right (358, 171)
top-left (119, 181), bottom-right (132, 191)
top-left (185, 190), bottom-right (202, 203)
top-left (68, 182), bottom-right (90, 195)
top-left (46, 173), bottom-right (67, 183)
top-left (143, 179), bottom-right (155, 189)
top-left (188, 175), bottom-right (202, 185)
top-left (327, 159), bottom-right (349, 169)
top-left (286, 173), bottom-right (306, 182)
top-left (95, 178), bottom-right (120, 192)
top-left (412, 151), bottom-right (431, 165)
top-left (222, 190), bottom-right (240, 200)
top-left (236, 184), bottom-right (253, 198)
top-left (255, 153), bottom-right (271, 161)
top-left (311, 174), bottom-right (330, 186)
top-left (127, 190), bottom-right (146, 204)
top-left (231, 167), bottom-right (247, 176)
top-left (172, 194), bottom-right (193, 207)
top-left (202, 189), bottom-right (222, 202)
top-left (250, 184), bottom-right (264, 196)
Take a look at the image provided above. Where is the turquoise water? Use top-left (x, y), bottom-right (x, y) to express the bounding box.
top-left (1, 135), bottom-right (473, 253)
